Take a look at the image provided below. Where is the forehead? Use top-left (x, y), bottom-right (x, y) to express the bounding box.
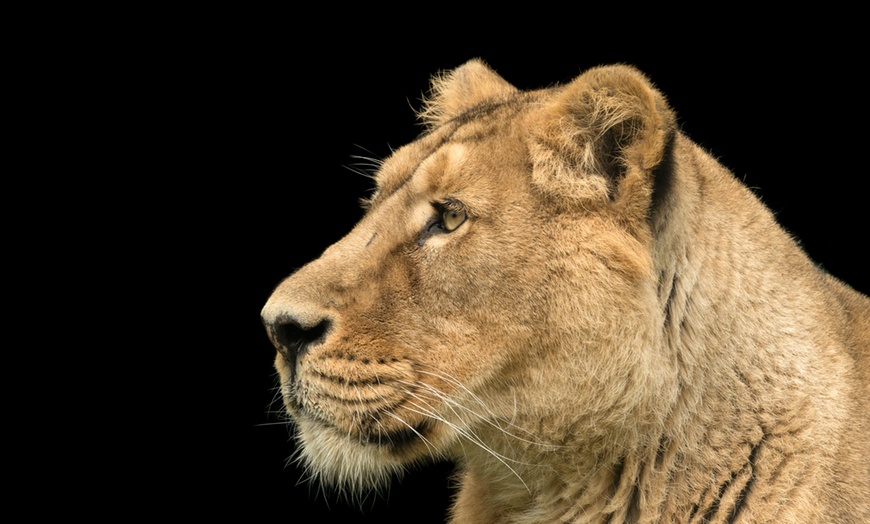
top-left (370, 101), bottom-right (530, 207)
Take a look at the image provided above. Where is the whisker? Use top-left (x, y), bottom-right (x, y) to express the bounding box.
top-left (253, 421), bottom-right (296, 427)
top-left (342, 163), bottom-right (377, 180)
top-left (364, 384), bottom-right (438, 456)
top-left (399, 376), bottom-right (560, 451)
top-left (403, 388), bottom-right (545, 466)
top-left (415, 367), bottom-right (543, 437)
top-left (399, 395), bottom-right (531, 493)
top-left (380, 409), bottom-right (438, 456)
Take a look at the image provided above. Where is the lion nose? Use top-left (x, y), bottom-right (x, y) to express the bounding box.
top-left (263, 314), bottom-right (332, 365)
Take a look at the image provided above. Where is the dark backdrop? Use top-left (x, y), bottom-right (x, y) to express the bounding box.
top-left (163, 21), bottom-right (867, 523)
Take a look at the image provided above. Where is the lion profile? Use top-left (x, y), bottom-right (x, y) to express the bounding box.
top-left (261, 59), bottom-right (870, 523)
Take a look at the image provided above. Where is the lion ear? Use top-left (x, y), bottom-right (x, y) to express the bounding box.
top-left (418, 58), bottom-right (518, 128)
top-left (530, 64), bottom-right (675, 210)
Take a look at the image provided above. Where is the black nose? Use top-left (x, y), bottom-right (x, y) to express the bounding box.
top-left (265, 315), bottom-right (332, 367)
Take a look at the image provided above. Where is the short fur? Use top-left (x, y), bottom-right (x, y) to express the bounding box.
top-left (262, 59), bottom-right (870, 523)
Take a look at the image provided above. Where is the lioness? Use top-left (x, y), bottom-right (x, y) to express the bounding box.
top-left (261, 59), bottom-right (870, 523)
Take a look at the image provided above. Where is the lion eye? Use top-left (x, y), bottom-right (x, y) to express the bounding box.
top-left (440, 209), bottom-right (467, 232)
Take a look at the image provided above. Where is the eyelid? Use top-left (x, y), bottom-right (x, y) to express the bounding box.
top-left (434, 198), bottom-right (466, 214)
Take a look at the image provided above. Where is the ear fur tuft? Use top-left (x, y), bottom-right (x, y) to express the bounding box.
top-left (418, 58), bottom-right (518, 129)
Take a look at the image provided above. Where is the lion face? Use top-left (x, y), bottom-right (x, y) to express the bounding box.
top-left (261, 60), bottom-right (675, 493)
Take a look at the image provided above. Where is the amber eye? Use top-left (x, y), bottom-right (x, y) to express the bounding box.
top-left (440, 208), bottom-right (467, 232)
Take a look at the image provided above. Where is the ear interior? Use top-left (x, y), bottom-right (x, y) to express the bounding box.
top-left (529, 65), bottom-right (675, 207)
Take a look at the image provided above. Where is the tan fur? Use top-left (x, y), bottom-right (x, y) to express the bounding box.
top-left (262, 59), bottom-right (870, 523)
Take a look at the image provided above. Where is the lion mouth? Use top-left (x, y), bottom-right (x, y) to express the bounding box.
top-left (295, 405), bottom-right (433, 454)
top-left (279, 354), bottom-right (437, 455)
top-left (362, 420), bottom-right (432, 451)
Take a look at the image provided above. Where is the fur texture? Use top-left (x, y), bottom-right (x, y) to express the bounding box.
top-left (261, 59), bottom-right (870, 523)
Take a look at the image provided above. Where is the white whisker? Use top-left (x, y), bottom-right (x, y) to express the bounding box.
top-left (380, 410), bottom-right (438, 456)
top-left (399, 395), bottom-right (532, 493)
top-left (403, 387), bottom-right (545, 465)
top-left (400, 375), bottom-right (561, 451)
top-left (415, 366), bottom-right (556, 446)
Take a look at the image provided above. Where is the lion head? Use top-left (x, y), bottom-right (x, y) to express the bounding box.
top-left (261, 59), bottom-right (870, 523)
top-left (262, 58), bottom-right (678, 489)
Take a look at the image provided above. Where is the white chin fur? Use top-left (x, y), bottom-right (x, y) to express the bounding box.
top-left (293, 419), bottom-right (412, 496)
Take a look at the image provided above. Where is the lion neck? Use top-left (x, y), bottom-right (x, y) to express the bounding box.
top-left (451, 133), bottom-right (837, 523)
top-left (640, 133), bottom-right (835, 522)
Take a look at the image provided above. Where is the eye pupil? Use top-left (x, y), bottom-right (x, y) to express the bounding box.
top-left (441, 209), bottom-right (466, 232)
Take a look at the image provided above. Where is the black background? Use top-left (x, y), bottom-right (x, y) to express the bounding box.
top-left (135, 16), bottom-right (868, 523)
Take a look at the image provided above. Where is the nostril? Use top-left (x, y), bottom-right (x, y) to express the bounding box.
top-left (271, 316), bottom-right (332, 361)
